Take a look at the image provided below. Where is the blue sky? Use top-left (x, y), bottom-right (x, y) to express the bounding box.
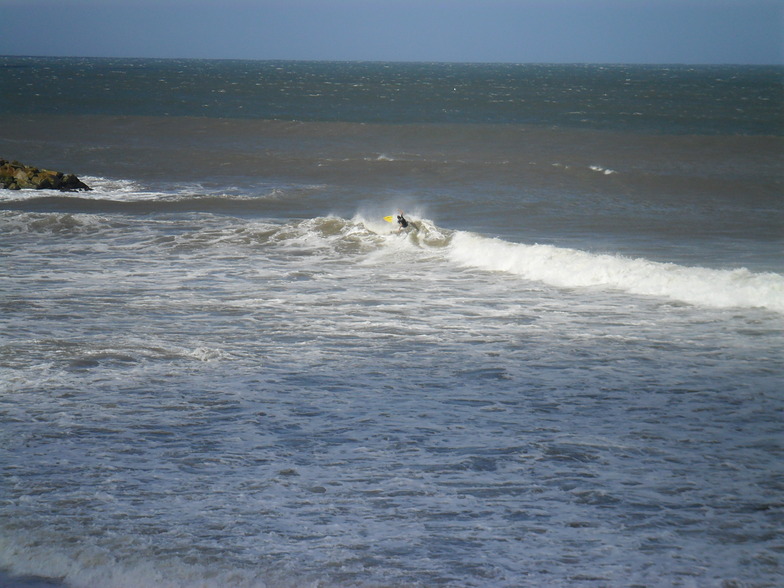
top-left (1, 0), bottom-right (782, 64)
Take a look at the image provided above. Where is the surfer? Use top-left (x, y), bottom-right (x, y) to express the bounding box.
top-left (396, 212), bottom-right (409, 232)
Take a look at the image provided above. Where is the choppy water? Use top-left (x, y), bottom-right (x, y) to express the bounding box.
top-left (3, 58), bottom-right (783, 134)
top-left (1, 58), bottom-right (783, 587)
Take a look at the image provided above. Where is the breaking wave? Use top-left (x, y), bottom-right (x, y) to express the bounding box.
top-left (446, 231), bottom-right (784, 313)
top-left (2, 191), bottom-right (780, 313)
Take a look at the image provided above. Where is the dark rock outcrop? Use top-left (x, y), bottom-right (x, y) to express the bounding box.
top-left (0, 159), bottom-right (91, 192)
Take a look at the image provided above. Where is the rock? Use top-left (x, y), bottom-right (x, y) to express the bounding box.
top-left (0, 159), bottom-right (91, 192)
top-left (60, 173), bottom-right (91, 191)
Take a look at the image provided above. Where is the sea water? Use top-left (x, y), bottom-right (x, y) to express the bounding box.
top-left (1, 58), bottom-right (783, 587)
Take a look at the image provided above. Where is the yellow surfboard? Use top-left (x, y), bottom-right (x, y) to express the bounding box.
top-left (383, 215), bottom-right (395, 223)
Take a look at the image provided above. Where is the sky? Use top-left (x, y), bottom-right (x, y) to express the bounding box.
top-left (0, 0), bottom-right (782, 64)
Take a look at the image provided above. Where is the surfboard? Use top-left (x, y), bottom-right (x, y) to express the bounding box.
top-left (383, 215), bottom-right (394, 223)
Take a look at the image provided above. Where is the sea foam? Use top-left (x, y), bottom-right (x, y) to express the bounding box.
top-left (447, 231), bottom-right (784, 313)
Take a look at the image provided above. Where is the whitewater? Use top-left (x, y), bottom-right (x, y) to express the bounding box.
top-left (4, 177), bottom-right (782, 314)
top-left (2, 179), bottom-right (783, 587)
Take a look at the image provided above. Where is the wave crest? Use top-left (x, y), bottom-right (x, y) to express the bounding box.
top-left (447, 232), bottom-right (784, 312)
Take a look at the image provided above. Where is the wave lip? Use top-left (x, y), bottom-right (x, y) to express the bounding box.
top-left (447, 232), bottom-right (784, 313)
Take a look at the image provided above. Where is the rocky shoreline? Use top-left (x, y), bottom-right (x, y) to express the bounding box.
top-left (0, 159), bottom-right (91, 192)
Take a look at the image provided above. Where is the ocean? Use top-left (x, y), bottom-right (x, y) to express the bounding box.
top-left (1, 57), bottom-right (782, 587)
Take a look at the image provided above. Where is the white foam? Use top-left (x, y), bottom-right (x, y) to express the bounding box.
top-left (0, 533), bottom-right (288, 588)
top-left (363, 153), bottom-right (396, 162)
top-left (2, 208), bottom-right (781, 587)
top-left (447, 231), bottom-right (784, 313)
top-left (589, 165), bottom-right (617, 175)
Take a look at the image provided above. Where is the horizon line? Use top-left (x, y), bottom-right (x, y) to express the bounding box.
top-left (3, 54), bottom-right (783, 68)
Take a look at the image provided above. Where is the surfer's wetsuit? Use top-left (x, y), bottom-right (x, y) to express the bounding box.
top-left (397, 215), bottom-right (409, 229)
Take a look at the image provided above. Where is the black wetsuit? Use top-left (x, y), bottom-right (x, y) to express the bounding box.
top-left (397, 215), bottom-right (409, 229)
